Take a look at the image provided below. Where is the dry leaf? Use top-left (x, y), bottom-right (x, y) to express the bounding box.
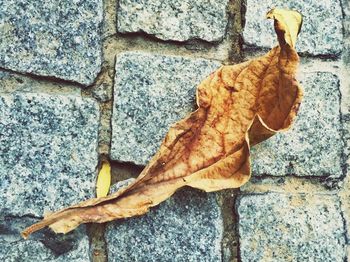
top-left (22, 8), bottom-right (303, 239)
top-left (96, 161), bottom-right (111, 198)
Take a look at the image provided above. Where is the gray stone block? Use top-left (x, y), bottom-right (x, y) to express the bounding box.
top-left (0, 0), bottom-right (103, 85)
top-left (252, 72), bottom-right (343, 178)
top-left (0, 216), bottom-right (91, 262)
top-left (237, 193), bottom-right (347, 262)
top-left (111, 52), bottom-right (220, 165)
top-left (117, 0), bottom-right (229, 42)
top-left (243, 0), bottom-right (343, 56)
top-left (105, 186), bottom-right (223, 262)
top-left (0, 93), bottom-right (99, 217)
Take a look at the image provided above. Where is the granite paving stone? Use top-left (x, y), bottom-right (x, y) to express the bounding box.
top-left (0, 0), bottom-right (103, 85)
top-left (117, 0), bottom-right (229, 42)
top-left (0, 93), bottom-right (99, 217)
top-left (0, 216), bottom-right (91, 262)
top-left (111, 51), bottom-right (220, 165)
top-left (252, 72), bottom-right (343, 178)
top-left (243, 0), bottom-right (343, 56)
top-left (237, 193), bottom-right (347, 262)
top-left (106, 184), bottom-right (223, 262)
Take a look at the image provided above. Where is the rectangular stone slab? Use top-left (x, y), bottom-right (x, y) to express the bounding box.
top-left (0, 0), bottom-right (103, 85)
top-left (251, 72), bottom-right (343, 178)
top-left (0, 216), bottom-right (91, 262)
top-left (237, 193), bottom-right (347, 262)
top-left (243, 0), bottom-right (343, 56)
top-left (117, 0), bottom-right (229, 42)
top-left (110, 51), bottom-right (220, 165)
top-left (0, 93), bottom-right (99, 217)
top-left (105, 184), bottom-right (223, 261)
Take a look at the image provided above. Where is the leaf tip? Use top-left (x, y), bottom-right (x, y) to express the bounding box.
top-left (266, 8), bottom-right (303, 48)
top-left (21, 231), bottom-right (28, 240)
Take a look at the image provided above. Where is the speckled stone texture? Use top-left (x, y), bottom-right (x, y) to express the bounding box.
top-left (252, 72), bottom-right (343, 178)
top-left (111, 52), bottom-right (220, 165)
top-left (109, 178), bottom-right (135, 194)
top-left (0, 0), bottom-right (103, 85)
top-left (105, 186), bottom-right (223, 262)
top-left (117, 0), bottom-right (229, 42)
top-left (237, 193), bottom-right (347, 262)
top-left (243, 0), bottom-right (343, 56)
top-left (0, 93), bottom-right (99, 217)
top-left (0, 216), bottom-right (90, 262)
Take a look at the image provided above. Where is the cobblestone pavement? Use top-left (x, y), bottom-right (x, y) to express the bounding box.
top-left (0, 0), bottom-right (349, 261)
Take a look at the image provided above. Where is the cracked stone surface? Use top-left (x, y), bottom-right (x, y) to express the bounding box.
top-left (237, 193), bottom-right (347, 262)
top-left (105, 185), bottom-right (223, 262)
top-left (111, 51), bottom-right (220, 165)
top-left (0, 0), bottom-right (103, 85)
top-left (117, 0), bottom-right (229, 42)
top-left (0, 93), bottom-right (99, 217)
top-left (252, 72), bottom-right (343, 178)
top-left (244, 0), bottom-right (343, 56)
top-left (0, 216), bottom-right (90, 262)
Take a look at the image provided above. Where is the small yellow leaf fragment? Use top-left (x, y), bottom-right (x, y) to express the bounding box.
top-left (96, 161), bottom-right (111, 197)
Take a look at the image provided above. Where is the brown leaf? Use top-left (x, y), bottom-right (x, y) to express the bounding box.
top-left (22, 8), bottom-right (303, 239)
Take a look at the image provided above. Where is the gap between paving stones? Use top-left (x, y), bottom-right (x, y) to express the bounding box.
top-left (0, 67), bottom-right (88, 89)
top-left (0, 71), bottom-right (80, 96)
top-left (339, 198), bottom-right (350, 245)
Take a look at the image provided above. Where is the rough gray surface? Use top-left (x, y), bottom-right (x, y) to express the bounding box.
top-left (252, 72), bottom-right (343, 178)
top-left (237, 193), bottom-right (347, 262)
top-left (117, 0), bottom-right (229, 42)
top-left (243, 0), bottom-right (343, 56)
top-left (0, 216), bottom-right (91, 262)
top-left (91, 83), bottom-right (112, 102)
top-left (111, 52), bottom-right (220, 165)
top-left (105, 186), bottom-right (223, 262)
top-left (109, 178), bottom-right (135, 194)
top-left (0, 93), bottom-right (99, 217)
top-left (0, 0), bottom-right (103, 85)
